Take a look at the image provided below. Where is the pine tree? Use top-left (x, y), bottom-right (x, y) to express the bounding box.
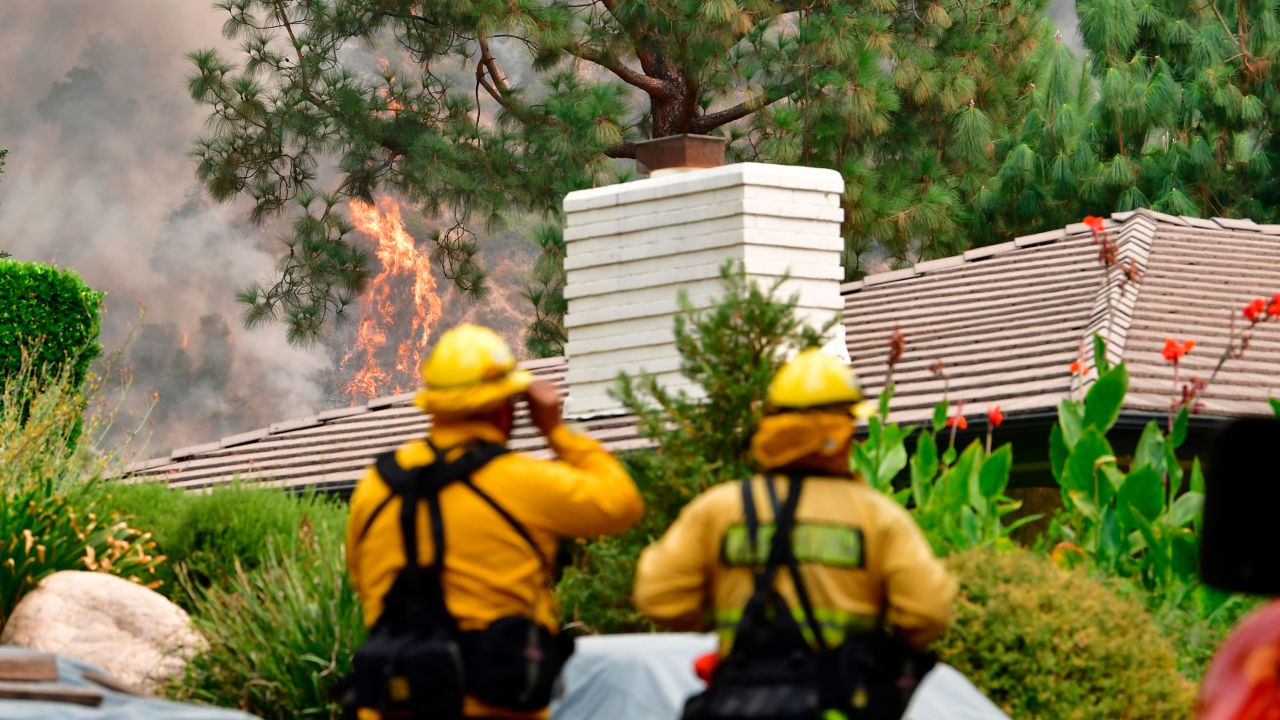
top-left (190, 0), bottom-right (1052, 348)
top-left (979, 0), bottom-right (1280, 234)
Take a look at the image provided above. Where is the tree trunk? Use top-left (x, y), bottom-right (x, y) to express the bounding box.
top-left (650, 68), bottom-right (698, 137)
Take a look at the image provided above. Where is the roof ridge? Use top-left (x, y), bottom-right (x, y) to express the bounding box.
top-left (1076, 212), bottom-right (1158, 390)
top-left (842, 208), bottom-right (1280, 296)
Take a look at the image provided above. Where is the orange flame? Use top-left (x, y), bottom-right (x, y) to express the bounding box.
top-left (341, 197), bottom-right (442, 403)
top-left (180, 332), bottom-right (189, 350)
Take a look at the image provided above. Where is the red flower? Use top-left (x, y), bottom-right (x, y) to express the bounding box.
top-left (987, 406), bottom-right (1004, 429)
top-left (1070, 360), bottom-right (1091, 376)
top-left (946, 413), bottom-right (969, 430)
top-left (1083, 216), bottom-right (1106, 232)
top-left (1244, 298), bottom-right (1267, 323)
top-left (1268, 292), bottom-right (1280, 318)
top-left (1161, 338), bottom-right (1196, 363)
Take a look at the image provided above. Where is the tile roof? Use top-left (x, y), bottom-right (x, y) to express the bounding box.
top-left (844, 209), bottom-right (1280, 423)
top-left (126, 357), bottom-right (642, 494)
top-left (129, 209), bottom-right (1280, 490)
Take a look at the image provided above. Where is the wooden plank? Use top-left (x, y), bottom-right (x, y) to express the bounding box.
top-left (0, 681), bottom-right (104, 706)
top-left (0, 654), bottom-right (57, 682)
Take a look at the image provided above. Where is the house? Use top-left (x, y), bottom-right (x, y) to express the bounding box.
top-left (128, 143), bottom-right (1280, 493)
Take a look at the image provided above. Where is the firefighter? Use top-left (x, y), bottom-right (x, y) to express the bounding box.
top-left (345, 324), bottom-right (644, 720)
top-left (633, 348), bottom-right (955, 693)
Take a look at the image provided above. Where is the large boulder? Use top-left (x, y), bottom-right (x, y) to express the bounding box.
top-left (0, 571), bottom-right (204, 694)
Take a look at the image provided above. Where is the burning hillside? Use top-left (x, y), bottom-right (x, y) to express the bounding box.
top-left (341, 197), bottom-right (442, 402)
top-left (332, 196), bottom-right (537, 405)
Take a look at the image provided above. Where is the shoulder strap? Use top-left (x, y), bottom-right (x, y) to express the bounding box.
top-left (768, 472), bottom-right (829, 652)
top-left (463, 479), bottom-right (552, 578)
top-left (740, 476), bottom-right (800, 596)
top-left (740, 478), bottom-right (761, 566)
top-left (368, 443), bottom-right (510, 614)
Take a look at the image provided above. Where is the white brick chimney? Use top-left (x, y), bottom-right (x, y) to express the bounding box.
top-left (562, 151), bottom-right (848, 418)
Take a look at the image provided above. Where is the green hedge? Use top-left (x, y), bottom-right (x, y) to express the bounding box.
top-left (938, 546), bottom-right (1194, 719)
top-left (0, 260), bottom-right (104, 388)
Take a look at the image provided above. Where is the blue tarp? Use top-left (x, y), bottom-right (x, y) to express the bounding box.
top-left (0, 648), bottom-right (258, 720)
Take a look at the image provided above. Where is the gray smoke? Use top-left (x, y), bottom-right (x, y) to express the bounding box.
top-left (0, 2), bottom-right (332, 458)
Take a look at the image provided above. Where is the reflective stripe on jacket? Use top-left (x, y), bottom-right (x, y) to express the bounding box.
top-left (346, 420), bottom-right (643, 719)
top-left (633, 473), bottom-right (955, 651)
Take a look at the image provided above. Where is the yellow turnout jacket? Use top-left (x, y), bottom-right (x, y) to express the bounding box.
top-left (634, 472), bottom-right (955, 651)
top-left (346, 419), bottom-right (643, 719)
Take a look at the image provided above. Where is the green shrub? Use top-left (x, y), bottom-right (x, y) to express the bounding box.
top-left (90, 481), bottom-right (347, 603)
top-left (0, 260), bottom-right (103, 392)
top-left (175, 533), bottom-right (364, 719)
top-left (1, 359), bottom-right (105, 493)
top-left (0, 478), bottom-right (165, 626)
top-left (937, 546), bottom-right (1194, 719)
top-left (1139, 585), bottom-right (1264, 680)
top-left (557, 531), bottom-right (653, 633)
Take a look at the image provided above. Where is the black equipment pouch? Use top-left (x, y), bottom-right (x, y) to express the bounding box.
top-left (343, 442), bottom-right (574, 718)
top-left (683, 474), bottom-right (934, 720)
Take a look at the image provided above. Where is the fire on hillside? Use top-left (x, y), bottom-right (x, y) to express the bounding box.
top-left (341, 197), bottom-right (443, 403)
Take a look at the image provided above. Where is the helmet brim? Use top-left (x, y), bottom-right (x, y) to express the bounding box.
top-left (413, 369), bottom-right (533, 414)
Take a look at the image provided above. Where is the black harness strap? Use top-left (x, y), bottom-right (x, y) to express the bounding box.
top-left (464, 479), bottom-right (553, 578)
top-left (741, 473), bottom-right (827, 651)
top-left (768, 472), bottom-right (829, 652)
top-left (371, 443), bottom-right (511, 616)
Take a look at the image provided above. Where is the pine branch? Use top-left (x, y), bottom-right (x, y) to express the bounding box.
top-left (1205, 0), bottom-right (1253, 70)
top-left (691, 78), bottom-right (804, 133)
top-left (568, 45), bottom-right (673, 98)
top-left (477, 37), bottom-right (512, 92)
top-left (273, 0), bottom-right (310, 96)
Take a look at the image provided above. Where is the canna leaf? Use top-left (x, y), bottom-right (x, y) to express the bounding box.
top-left (1117, 465), bottom-right (1163, 531)
top-left (979, 444), bottom-right (1013, 499)
top-left (1084, 363), bottom-right (1128, 433)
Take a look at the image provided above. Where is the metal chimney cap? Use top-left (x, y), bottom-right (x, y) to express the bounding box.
top-left (634, 134), bottom-right (727, 175)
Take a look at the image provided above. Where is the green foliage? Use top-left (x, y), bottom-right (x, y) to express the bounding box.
top-left (0, 356), bottom-right (107, 493)
top-left (0, 478), bottom-right (165, 627)
top-left (523, 224), bottom-right (568, 358)
top-left (1050, 335), bottom-right (1203, 594)
top-left (938, 546), bottom-right (1193, 719)
top-left (855, 385), bottom-right (1035, 555)
top-left (175, 537), bottom-right (363, 719)
top-left (90, 481), bottom-right (347, 604)
top-left (1145, 586), bottom-right (1265, 680)
top-left (982, 0), bottom-right (1280, 235)
top-left (556, 530), bottom-right (653, 634)
top-left (0, 260), bottom-right (103, 398)
top-left (190, 0), bottom-right (1052, 343)
top-left (613, 262), bottom-right (831, 501)
top-left (0, 349), bottom-right (165, 627)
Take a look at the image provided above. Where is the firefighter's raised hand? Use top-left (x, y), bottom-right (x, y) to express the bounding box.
top-left (525, 380), bottom-right (563, 437)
